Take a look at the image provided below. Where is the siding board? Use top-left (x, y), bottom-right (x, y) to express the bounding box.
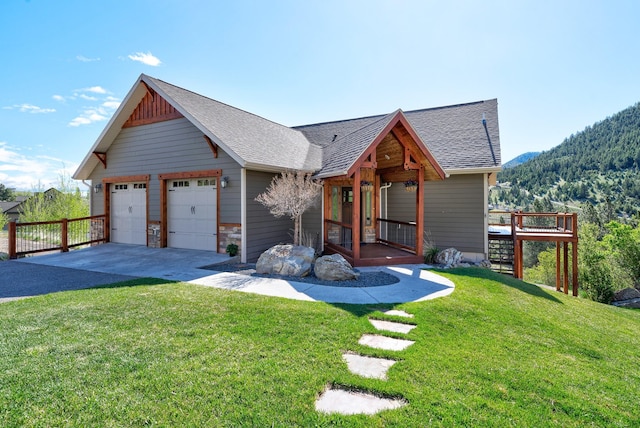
top-left (245, 170), bottom-right (292, 262)
top-left (88, 118), bottom-right (241, 224)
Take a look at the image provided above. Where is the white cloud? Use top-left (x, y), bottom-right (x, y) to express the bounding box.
top-left (4, 104), bottom-right (56, 114)
top-left (128, 52), bottom-right (162, 66)
top-left (84, 86), bottom-right (108, 94)
top-left (61, 87), bottom-right (120, 127)
top-left (68, 108), bottom-right (108, 127)
top-left (0, 142), bottom-right (77, 190)
top-left (102, 100), bottom-right (121, 110)
top-left (52, 95), bottom-right (66, 102)
top-left (76, 55), bottom-right (100, 62)
top-left (79, 94), bottom-right (98, 101)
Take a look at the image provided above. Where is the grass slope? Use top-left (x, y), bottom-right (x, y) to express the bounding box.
top-left (1, 270), bottom-right (639, 426)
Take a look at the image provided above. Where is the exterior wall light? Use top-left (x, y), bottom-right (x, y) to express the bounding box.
top-left (94, 183), bottom-right (103, 193)
top-left (221, 176), bottom-right (229, 188)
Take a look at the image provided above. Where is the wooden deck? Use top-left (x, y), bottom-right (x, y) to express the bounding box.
top-left (488, 212), bottom-right (579, 296)
top-left (325, 242), bottom-right (423, 267)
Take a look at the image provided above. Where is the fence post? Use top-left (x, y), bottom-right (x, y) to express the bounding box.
top-left (61, 218), bottom-right (69, 252)
top-left (8, 221), bottom-right (17, 259)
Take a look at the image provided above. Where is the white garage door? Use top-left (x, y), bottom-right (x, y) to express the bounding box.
top-left (167, 178), bottom-right (217, 251)
top-left (111, 182), bottom-right (147, 245)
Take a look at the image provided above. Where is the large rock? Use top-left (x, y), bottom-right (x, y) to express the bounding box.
top-left (613, 287), bottom-right (640, 302)
top-left (435, 247), bottom-right (463, 268)
top-left (256, 244), bottom-right (315, 277)
top-left (314, 254), bottom-right (360, 281)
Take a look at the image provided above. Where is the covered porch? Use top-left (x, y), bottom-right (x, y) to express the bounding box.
top-left (319, 111), bottom-right (446, 266)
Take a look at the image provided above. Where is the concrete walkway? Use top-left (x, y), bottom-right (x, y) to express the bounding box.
top-left (6, 243), bottom-right (455, 304)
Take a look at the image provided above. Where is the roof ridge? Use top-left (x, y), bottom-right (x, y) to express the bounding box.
top-left (294, 100), bottom-right (494, 129)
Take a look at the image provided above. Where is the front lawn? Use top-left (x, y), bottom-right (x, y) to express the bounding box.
top-left (1, 269), bottom-right (639, 426)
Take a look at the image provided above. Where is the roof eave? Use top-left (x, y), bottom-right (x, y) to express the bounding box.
top-left (445, 166), bottom-right (502, 175)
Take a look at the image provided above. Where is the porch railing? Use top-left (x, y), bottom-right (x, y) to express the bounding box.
top-left (8, 215), bottom-right (107, 259)
top-left (377, 218), bottom-right (417, 251)
top-left (324, 219), bottom-right (353, 251)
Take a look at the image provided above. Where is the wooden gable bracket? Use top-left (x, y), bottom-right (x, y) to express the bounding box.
top-left (360, 152), bottom-right (377, 169)
top-left (93, 152), bottom-right (107, 169)
top-left (203, 135), bottom-right (218, 158)
top-left (403, 147), bottom-right (420, 170)
top-left (142, 81), bottom-right (156, 100)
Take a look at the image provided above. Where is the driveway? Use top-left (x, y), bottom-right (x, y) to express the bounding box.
top-left (1, 243), bottom-right (455, 304)
top-left (0, 243), bottom-right (228, 302)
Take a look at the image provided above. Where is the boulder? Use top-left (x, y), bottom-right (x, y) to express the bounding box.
top-left (613, 287), bottom-right (640, 302)
top-left (476, 259), bottom-right (493, 269)
top-left (314, 254), bottom-right (360, 281)
top-left (435, 247), bottom-right (463, 268)
top-left (256, 244), bottom-right (315, 277)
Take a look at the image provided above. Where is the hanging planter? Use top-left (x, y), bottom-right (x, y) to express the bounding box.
top-left (360, 180), bottom-right (373, 192)
top-left (404, 179), bottom-right (418, 192)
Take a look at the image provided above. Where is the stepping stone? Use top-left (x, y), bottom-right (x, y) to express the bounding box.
top-left (343, 353), bottom-right (397, 380)
top-left (359, 334), bottom-right (414, 351)
top-left (384, 309), bottom-right (414, 318)
top-left (315, 387), bottom-right (407, 415)
top-left (369, 319), bottom-right (416, 334)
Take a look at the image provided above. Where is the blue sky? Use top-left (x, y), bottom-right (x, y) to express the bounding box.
top-left (1, 0), bottom-right (639, 190)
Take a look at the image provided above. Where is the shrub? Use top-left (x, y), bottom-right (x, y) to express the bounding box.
top-left (579, 223), bottom-right (615, 303)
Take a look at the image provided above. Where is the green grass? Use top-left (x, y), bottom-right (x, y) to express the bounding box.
top-left (1, 269), bottom-right (639, 426)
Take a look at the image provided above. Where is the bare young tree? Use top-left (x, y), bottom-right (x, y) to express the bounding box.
top-left (255, 170), bottom-right (322, 246)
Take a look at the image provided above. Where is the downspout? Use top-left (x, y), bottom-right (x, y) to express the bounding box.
top-left (240, 168), bottom-right (247, 263)
top-left (379, 182), bottom-right (392, 240)
top-left (379, 182), bottom-right (392, 219)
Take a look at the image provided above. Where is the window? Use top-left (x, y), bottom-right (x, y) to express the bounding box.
top-left (197, 178), bottom-right (216, 187)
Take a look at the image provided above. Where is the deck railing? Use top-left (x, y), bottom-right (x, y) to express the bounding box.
top-left (377, 218), bottom-right (417, 252)
top-left (8, 215), bottom-right (106, 259)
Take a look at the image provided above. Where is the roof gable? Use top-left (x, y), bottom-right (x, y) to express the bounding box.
top-left (74, 74), bottom-right (322, 180)
top-left (315, 110), bottom-right (446, 180)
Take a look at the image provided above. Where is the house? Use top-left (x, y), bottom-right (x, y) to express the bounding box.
top-left (1, 190), bottom-right (60, 226)
top-left (73, 74), bottom-right (501, 266)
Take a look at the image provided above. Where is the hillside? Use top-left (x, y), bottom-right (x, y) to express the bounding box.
top-left (495, 102), bottom-right (640, 218)
top-left (502, 151), bottom-right (540, 169)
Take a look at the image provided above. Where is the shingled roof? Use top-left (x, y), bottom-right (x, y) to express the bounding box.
top-left (74, 75), bottom-right (500, 180)
top-left (295, 99), bottom-right (501, 173)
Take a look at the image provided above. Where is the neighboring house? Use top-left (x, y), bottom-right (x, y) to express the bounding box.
top-left (1, 190), bottom-right (60, 226)
top-left (73, 74), bottom-right (501, 266)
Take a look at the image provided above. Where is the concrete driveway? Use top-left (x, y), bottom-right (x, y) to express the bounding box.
top-left (0, 243), bottom-right (228, 302)
top-left (1, 243), bottom-right (455, 304)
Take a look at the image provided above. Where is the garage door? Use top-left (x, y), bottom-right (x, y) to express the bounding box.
top-left (167, 177), bottom-right (217, 251)
top-left (111, 182), bottom-right (147, 245)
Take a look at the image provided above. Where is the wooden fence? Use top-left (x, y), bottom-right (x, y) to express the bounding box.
top-left (8, 215), bottom-right (106, 259)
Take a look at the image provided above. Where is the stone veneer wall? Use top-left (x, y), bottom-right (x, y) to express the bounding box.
top-left (219, 223), bottom-right (242, 254)
top-left (148, 222), bottom-right (161, 248)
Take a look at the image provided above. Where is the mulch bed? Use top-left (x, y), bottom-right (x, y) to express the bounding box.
top-left (201, 262), bottom-right (399, 288)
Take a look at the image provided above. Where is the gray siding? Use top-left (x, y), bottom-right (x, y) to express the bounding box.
top-left (423, 174), bottom-right (485, 253)
top-left (301, 195), bottom-right (323, 251)
top-left (383, 174), bottom-right (485, 253)
top-left (87, 118), bottom-right (242, 223)
top-left (385, 185), bottom-right (418, 222)
top-left (245, 170), bottom-right (292, 262)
